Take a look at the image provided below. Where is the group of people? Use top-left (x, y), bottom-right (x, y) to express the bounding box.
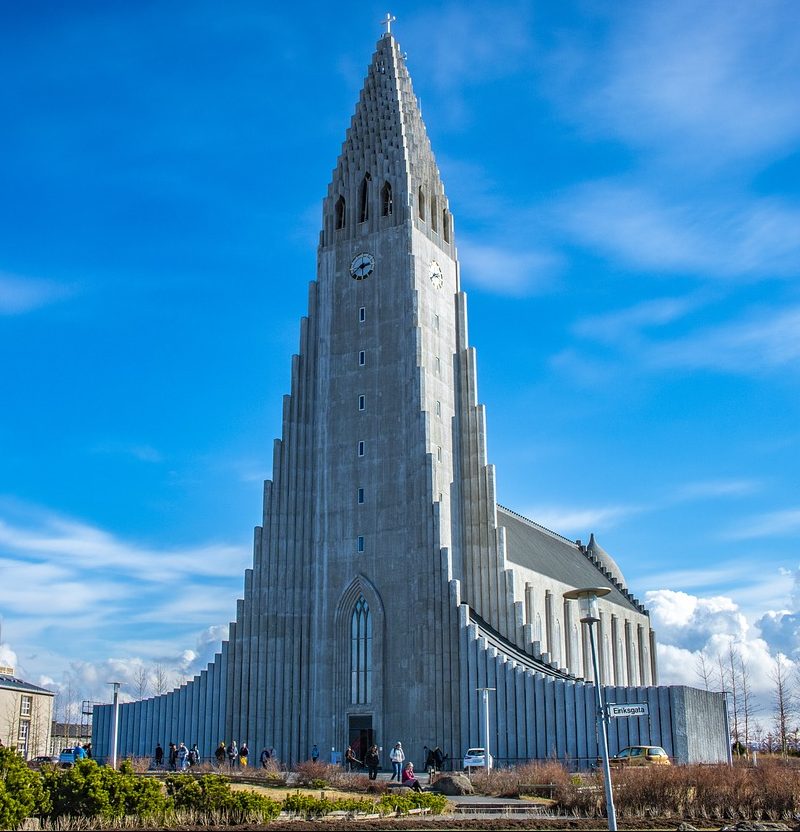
top-left (155, 742), bottom-right (200, 771)
top-left (343, 740), bottom-right (423, 792)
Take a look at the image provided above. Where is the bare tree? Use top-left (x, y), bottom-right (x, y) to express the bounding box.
top-left (153, 664), bottom-right (170, 696)
top-left (738, 654), bottom-right (758, 754)
top-left (727, 642), bottom-right (743, 754)
top-left (770, 655), bottom-right (795, 757)
top-left (132, 666), bottom-right (150, 700)
top-left (695, 652), bottom-right (713, 691)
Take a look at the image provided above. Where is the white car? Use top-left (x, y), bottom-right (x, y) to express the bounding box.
top-left (463, 747), bottom-right (493, 771)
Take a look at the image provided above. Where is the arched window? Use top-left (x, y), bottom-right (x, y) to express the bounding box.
top-left (430, 196), bottom-right (438, 232)
top-left (381, 181), bottom-right (393, 216)
top-left (350, 596), bottom-right (372, 703)
top-left (418, 187), bottom-right (425, 221)
top-left (335, 196), bottom-right (346, 230)
top-left (358, 175), bottom-right (370, 223)
top-left (442, 209), bottom-right (450, 242)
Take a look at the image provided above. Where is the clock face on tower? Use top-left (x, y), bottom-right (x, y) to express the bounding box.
top-left (429, 260), bottom-right (444, 289)
top-left (350, 252), bottom-right (375, 280)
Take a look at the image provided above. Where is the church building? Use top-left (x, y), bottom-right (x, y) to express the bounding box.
top-left (95, 27), bottom-right (728, 767)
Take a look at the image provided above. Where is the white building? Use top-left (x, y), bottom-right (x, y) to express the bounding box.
top-left (95, 28), bottom-right (728, 768)
top-left (0, 666), bottom-right (54, 759)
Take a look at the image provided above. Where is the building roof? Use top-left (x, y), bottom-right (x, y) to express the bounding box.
top-left (497, 506), bottom-right (647, 616)
top-left (0, 673), bottom-right (55, 696)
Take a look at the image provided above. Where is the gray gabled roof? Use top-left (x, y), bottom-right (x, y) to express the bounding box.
top-left (497, 506), bottom-right (647, 616)
top-left (0, 674), bottom-right (55, 696)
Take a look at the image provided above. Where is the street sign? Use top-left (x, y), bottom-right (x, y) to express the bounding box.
top-left (607, 702), bottom-right (649, 718)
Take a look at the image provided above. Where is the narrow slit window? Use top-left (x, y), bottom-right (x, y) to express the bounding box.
top-left (359, 306), bottom-right (366, 323)
top-left (357, 535), bottom-right (365, 553)
top-left (435, 356), bottom-right (441, 375)
top-left (359, 350), bottom-right (366, 366)
top-left (418, 187), bottom-right (425, 221)
top-left (442, 209), bottom-right (450, 242)
top-left (358, 395), bottom-right (365, 411)
top-left (335, 196), bottom-right (346, 230)
top-left (358, 175), bottom-right (370, 223)
top-left (434, 314), bottom-right (440, 331)
top-left (437, 445), bottom-right (442, 462)
top-left (435, 400), bottom-right (441, 417)
top-left (358, 440), bottom-right (365, 456)
top-left (430, 196), bottom-right (438, 232)
top-left (350, 596), bottom-right (372, 703)
top-left (357, 487), bottom-right (365, 504)
top-left (381, 181), bottom-right (393, 216)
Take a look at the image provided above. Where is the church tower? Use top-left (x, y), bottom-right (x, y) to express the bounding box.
top-left (93, 27), bottom-right (731, 771)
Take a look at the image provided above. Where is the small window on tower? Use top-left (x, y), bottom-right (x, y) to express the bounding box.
top-left (359, 350), bottom-right (366, 366)
top-left (435, 356), bottom-right (441, 375)
top-left (418, 187), bottom-right (425, 221)
top-left (442, 209), bottom-right (450, 242)
top-left (436, 400), bottom-right (441, 417)
top-left (335, 196), bottom-right (346, 230)
top-left (434, 314), bottom-right (440, 331)
top-left (357, 535), bottom-right (365, 553)
top-left (358, 440), bottom-right (365, 456)
top-left (431, 196), bottom-right (438, 232)
top-left (381, 181), bottom-right (393, 216)
top-left (437, 445), bottom-right (442, 462)
top-left (358, 487), bottom-right (365, 504)
top-left (359, 306), bottom-right (366, 323)
top-left (358, 395), bottom-right (365, 411)
top-left (359, 175), bottom-right (370, 223)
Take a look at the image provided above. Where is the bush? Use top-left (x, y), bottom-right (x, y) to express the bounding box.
top-left (0, 746), bottom-right (50, 830)
top-left (42, 758), bottom-right (167, 821)
top-left (165, 773), bottom-right (280, 824)
top-left (376, 791), bottom-right (448, 815)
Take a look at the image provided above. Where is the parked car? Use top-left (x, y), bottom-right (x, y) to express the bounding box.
top-left (28, 755), bottom-right (59, 769)
top-left (58, 747), bottom-right (85, 767)
top-left (601, 745), bottom-right (671, 768)
top-left (463, 747), bottom-right (493, 771)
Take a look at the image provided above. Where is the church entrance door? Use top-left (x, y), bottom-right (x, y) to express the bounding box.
top-left (347, 715), bottom-right (373, 765)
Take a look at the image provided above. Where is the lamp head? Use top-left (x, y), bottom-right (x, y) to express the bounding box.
top-left (563, 587), bottom-right (611, 623)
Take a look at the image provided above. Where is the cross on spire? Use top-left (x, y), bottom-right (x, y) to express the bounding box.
top-left (381, 12), bottom-right (396, 36)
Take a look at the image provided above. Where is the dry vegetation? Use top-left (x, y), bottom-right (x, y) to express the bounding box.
top-left (469, 759), bottom-right (800, 821)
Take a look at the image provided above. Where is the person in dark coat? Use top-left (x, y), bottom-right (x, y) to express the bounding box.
top-left (365, 744), bottom-right (380, 780)
top-left (155, 743), bottom-right (164, 767)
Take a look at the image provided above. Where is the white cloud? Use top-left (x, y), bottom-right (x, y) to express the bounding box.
top-left (555, 184), bottom-right (800, 280)
top-left (547, 1), bottom-right (800, 167)
top-left (525, 504), bottom-right (639, 536)
top-left (672, 479), bottom-right (761, 501)
top-left (0, 272), bottom-right (72, 314)
top-left (0, 642), bottom-right (18, 670)
top-left (725, 508), bottom-right (800, 540)
top-left (459, 239), bottom-right (561, 296)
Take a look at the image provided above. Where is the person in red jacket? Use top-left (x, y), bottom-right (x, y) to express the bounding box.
top-left (401, 761), bottom-right (423, 792)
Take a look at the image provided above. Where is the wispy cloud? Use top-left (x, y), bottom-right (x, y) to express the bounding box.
top-left (554, 184), bottom-right (800, 280)
top-left (545, 1), bottom-right (800, 167)
top-left (0, 272), bottom-right (72, 314)
top-left (672, 479), bottom-right (761, 501)
top-left (725, 508), bottom-right (800, 541)
top-left (459, 238), bottom-right (561, 296)
top-left (523, 504), bottom-right (640, 536)
top-left (90, 441), bottom-right (163, 463)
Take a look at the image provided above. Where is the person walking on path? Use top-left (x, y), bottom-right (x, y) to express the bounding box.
top-left (168, 743), bottom-right (178, 771)
top-left (389, 742), bottom-right (405, 781)
top-left (177, 742), bottom-right (188, 771)
top-left (155, 743), bottom-right (164, 768)
top-left (311, 743), bottom-right (319, 762)
top-left (365, 744), bottom-right (380, 780)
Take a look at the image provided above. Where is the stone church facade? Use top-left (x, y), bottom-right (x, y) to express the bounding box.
top-left (95, 31), bottom-right (728, 767)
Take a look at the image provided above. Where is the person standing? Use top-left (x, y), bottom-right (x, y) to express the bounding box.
top-left (365, 744), bottom-right (380, 780)
top-left (227, 740), bottom-right (238, 770)
top-left (189, 743), bottom-right (199, 767)
top-left (389, 742), bottom-right (404, 781)
top-left (239, 742), bottom-right (249, 767)
top-left (177, 742), bottom-right (188, 771)
top-left (155, 743), bottom-right (164, 768)
top-left (311, 743), bottom-right (319, 763)
top-left (168, 742), bottom-right (177, 771)
top-left (215, 742), bottom-right (226, 767)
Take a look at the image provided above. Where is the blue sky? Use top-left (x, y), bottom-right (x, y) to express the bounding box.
top-left (1, 1), bottom-right (799, 717)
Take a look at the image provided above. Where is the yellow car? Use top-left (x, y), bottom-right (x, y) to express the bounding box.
top-left (603, 746), bottom-right (671, 768)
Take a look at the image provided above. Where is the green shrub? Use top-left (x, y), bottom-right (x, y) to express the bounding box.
top-left (376, 790), bottom-right (448, 815)
top-left (165, 773), bottom-right (279, 823)
top-left (0, 747), bottom-right (50, 830)
top-left (42, 758), bottom-right (167, 821)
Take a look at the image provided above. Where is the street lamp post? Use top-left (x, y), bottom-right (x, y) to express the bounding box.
top-left (476, 687), bottom-right (495, 774)
top-left (564, 587), bottom-right (617, 832)
top-left (108, 681), bottom-right (121, 769)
